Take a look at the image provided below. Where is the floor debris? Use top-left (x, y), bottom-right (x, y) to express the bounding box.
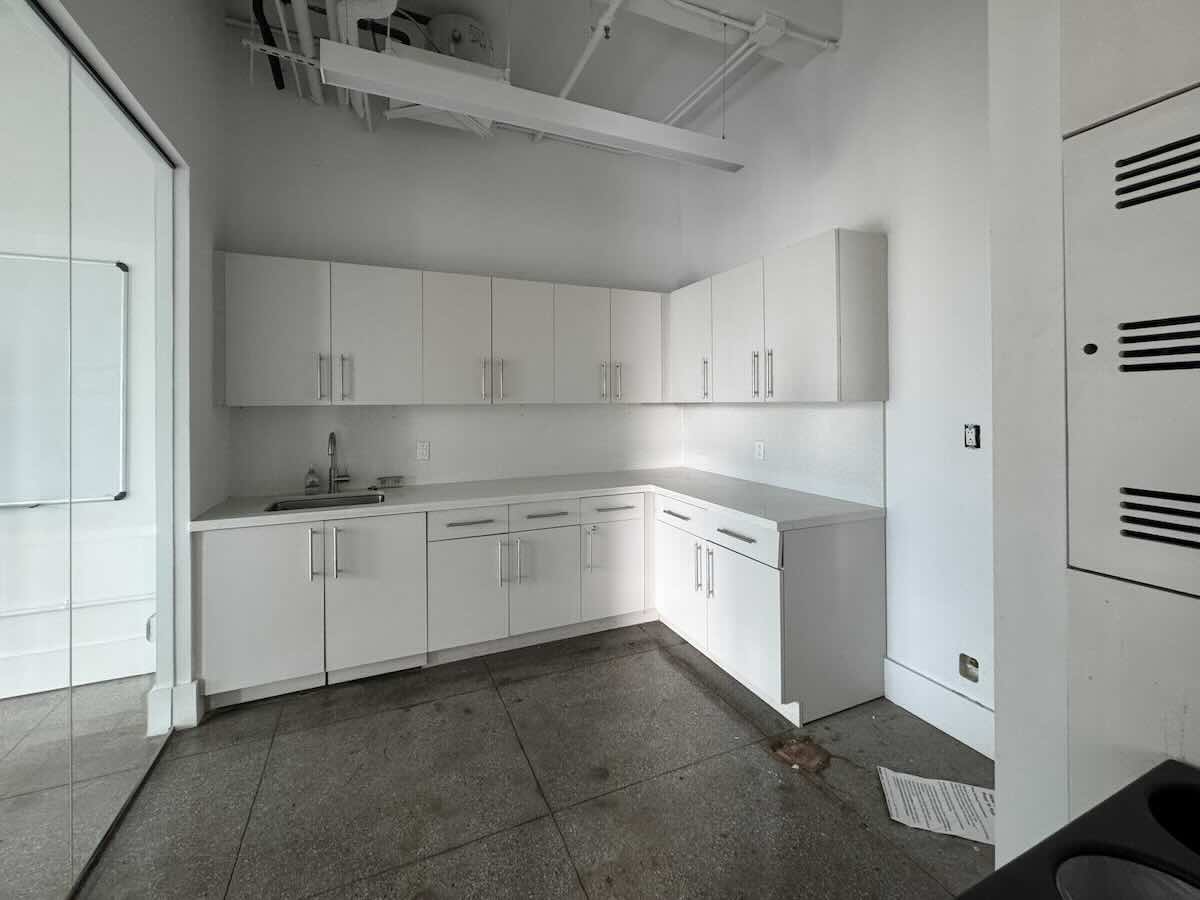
top-left (877, 766), bottom-right (995, 845)
top-left (771, 737), bottom-right (831, 773)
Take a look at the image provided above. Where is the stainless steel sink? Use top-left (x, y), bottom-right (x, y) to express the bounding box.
top-left (265, 491), bottom-right (385, 512)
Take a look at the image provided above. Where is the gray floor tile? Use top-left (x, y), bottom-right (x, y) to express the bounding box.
top-left (0, 689), bottom-right (65, 760)
top-left (556, 742), bottom-right (952, 900)
top-left (227, 687), bottom-right (548, 899)
top-left (794, 699), bottom-right (995, 894)
top-left (76, 740), bottom-right (269, 899)
top-left (276, 658), bottom-right (491, 735)
top-left (165, 701), bottom-right (281, 760)
top-left (316, 817), bottom-right (585, 900)
top-left (485, 625), bottom-right (658, 687)
top-left (71, 674), bottom-right (153, 728)
top-left (72, 767), bottom-right (144, 875)
top-left (665, 641), bottom-right (796, 737)
top-left (499, 649), bottom-right (758, 809)
top-left (638, 619), bottom-right (685, 648)
top-left (0, 784), bottom-right (72, 900)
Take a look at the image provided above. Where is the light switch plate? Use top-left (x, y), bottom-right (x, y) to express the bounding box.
top-left (416, 440), bottom-right (430, 461)
top-left (754, 440), bottom-right (766, 461)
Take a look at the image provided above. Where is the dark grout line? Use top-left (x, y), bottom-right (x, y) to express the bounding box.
top-left (0, 691), bottom-right (70, 768)
top-left (0, 760), bottom-right (154, 805)
top-left (489, 643), bottom-right (664, 693)
top-left (221, 727), bottom-right (277, 900)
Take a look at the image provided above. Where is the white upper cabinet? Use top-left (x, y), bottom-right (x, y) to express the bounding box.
top-left (554, 284), bottom-right (611, 404)
top-left (225, 252), bottom-right (331, 406)
top-left (711, 259), bottom-right (764, 403)
top-left (609, 289), bottom-right (662, 403)
top-left (763, 229), bottom-right (888, 403)
top-left (491, 278), bottom-right (554, 404)
top-left (330, 262), bottom-right (421, 405)
top-left (422, 271), bottom-right (493, 405)
top-left (667, 277), bottom-right (712, 403)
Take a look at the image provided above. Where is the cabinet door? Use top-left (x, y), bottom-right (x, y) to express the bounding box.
top-left (711, 259), bottom-right (764, 403)
top-left (324, 513), bottom-right (426, 672)
top-left (428, 533), bottom-right (509, 650)
top-left (654, 521), bottom-right (706, 649)
top-left (225, 253), bottom-right (331, 406)
top-left (554, 284), bottom-right (611, 403)
top-left (667, 278), bottom-right (712, 402)
top-left (581, 519), bottom-right (644, 620)
top-left (706, 544), bottom-right (782, 703)
top-left (492, 278), bottom-right (554, 404)
top-left (331, 262), bottom-right (421, 405)
top-left (198, 523), bottom-right (325, 695)
top-left (763, 233), bottom-right (838, 402)
top-left (422, 271), bottom-right (492, 404)
top-left (509, 525), bottom-right (581, 635)
top-left (610, 289), bottom-right (662, 403)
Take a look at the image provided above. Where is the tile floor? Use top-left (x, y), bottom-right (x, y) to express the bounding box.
top-left (79, 625), bottom-right (995, 899)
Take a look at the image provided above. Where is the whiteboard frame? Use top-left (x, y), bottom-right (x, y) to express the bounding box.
top-left (0, 253), bottom-right (128, 509)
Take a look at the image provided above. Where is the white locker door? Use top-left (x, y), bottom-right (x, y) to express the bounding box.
top-left (508, 525), bottom-right (581, 635)
top-left (581, 519), bottom-right (644, 620)
top-left (198, 523), bottom-right (325, 695)
top-left (711, 258), bottom-right (765, 403)
top-left (1065, 87), bottom-right (1200, 597)
top-left (610, 289), bottom-right (663, 403)
top-left (666, 278), bottom-right (712, 402)
top-left (427, 534), bottom-right (509, 650)
top-left (654, 520), bottom-right (706, 649)
top-left (554, 284), bottom-right (611, 403)
top-left (706, 543), bottom-right (782, 704)
top-left (422, 271), bottom-right (492, 404)
top-left (225, 253), bottom-right (331, 406)
top-left (763, 234), bottom-right (839, 402)
top-left (324, 513), bottom-right (427, 672)
top-left (492, 278), bottom-right (555, 404)
top-left (331, 262), bottom-right (421, 405)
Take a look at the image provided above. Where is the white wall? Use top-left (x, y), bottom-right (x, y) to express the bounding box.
top-left (676, 0), bottom-right (994, 747)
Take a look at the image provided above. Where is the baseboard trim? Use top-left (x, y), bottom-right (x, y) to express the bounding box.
top-left (426, 609), bottom-right (657, 666)
top-left (884, 658), bottom-right (995, 759)
top-left (146, 683), bottom-right (173, 736)
top-left (328, 653), bottom-right (427, 685)
top-left (172, 680), bottom-right (201, 728)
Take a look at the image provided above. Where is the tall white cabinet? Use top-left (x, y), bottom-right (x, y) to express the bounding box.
top-left (554, 284), bottom-right (612, 403)
top-left (610, 289), bottom-right (663, 403)
top-left (330, 262), bottom-right (421, 405)
top-left (711, 259), bottom-right (765, 403)
top-left (667, 277), bottom-right (712, 403)
top-left (422, 271), bottom-right (493, 405)
top-left (225, 253), bottom-right (331, 406)
top-left (491, 278), bottom-right (554, 404)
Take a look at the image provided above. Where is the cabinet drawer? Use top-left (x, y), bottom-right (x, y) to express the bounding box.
top-left (427, 505), bottom-right (508, 541)
top-left (581, 493), bottom-right (644, 524)
top-left (509, 498), bottom-right (580, 532)
top-left (654, 494), bottom-right (706, 535)
top-left (706, 509), bottom-right (780, 568)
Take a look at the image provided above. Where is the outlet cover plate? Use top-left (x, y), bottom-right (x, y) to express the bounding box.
top-left (416, 440), bottom-right (430, 461)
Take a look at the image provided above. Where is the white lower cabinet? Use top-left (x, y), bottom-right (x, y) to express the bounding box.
top-left (198, 523), bottom-right (326, 696)
top-left (654, 520), bottom-right (706, 649)
top-left (581, 519), bottom-right (644, 620)
top-left (428, 533), bottom-right (509, 651)
top-left (705, 543), bottom-right (782, 705)
top-left (324, 513), bottom-right (426, 673)
top-left (508, 525), bottom-right (581, 634)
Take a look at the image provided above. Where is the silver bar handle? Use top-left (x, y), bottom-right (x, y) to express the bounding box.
top-left (526, 511), bottom-right (569, 519)
top-left (481, 357), bottom-right (488, 399)
top-left (447, 518), bottom-right (495, 528)
top-left (663, 509), bottom-right (691, 521)
top-left (702, 358), bottom-right (709, 399)
top-left (595, 505), bottom-right (636, 512)
top-left (339, 354), bottom-right (349, 400)
top-left (766, 349), bottom-right (774, 398)
top-left (497, 538), bottom-right (504, 586)
top-left (752, 351), bottom-right (759, 398)
top-left (307, 528), bottom-right (317, 581)
top-left (316, 353), bottom-right (325, 399)
top-left (516, 537), bottom-right (522, 585)
top-left (332, 526), bottom-right (341, 577)
top-left (586, 526), bottom-right (594, 571)
top-left (694, 542), bottom-right (702, 592)
top-left (600, 361), bottom-right (608, 400)
top-left (499, 357), bottom-right (505, 400)
top-left (615, 362), bottom-right (622, 400)
top-left (716, 527), bottom-right (757, 545)
top-left (707, 547), bottom-right (714, 598)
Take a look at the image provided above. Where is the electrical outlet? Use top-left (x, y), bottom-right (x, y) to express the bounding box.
top-left (963, 424), bottom-right (981, 449)
top-left (754, 440), bottom-right (766, 461)
top-left (416, 440), bottom-right (430, 462)
top-left (959, 653), bottom-right (980, 683)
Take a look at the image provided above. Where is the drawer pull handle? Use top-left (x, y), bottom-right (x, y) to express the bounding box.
top-left (716, 527), bottom-right (757, 544)
top-left (447, 518), bottom-right (496, 528)
top-left (595, 505), bottom-right (636, 512)
top-left (663, 509), bottom-right (691, 521)
top-left (526, 511), bottom-right (569, 519)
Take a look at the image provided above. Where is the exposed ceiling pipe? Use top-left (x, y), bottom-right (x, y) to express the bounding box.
top-left (663, 0), bottom-right (839, 50)
top-left (532, 0), bottom-right (625, 143)
top-left (662, 35), bottom-right (758, 126)
top-left (290, 1), bottom-right (327, 103)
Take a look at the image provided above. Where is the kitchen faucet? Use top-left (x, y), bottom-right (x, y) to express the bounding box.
top-left (327, 431), bottom-right (350, 493)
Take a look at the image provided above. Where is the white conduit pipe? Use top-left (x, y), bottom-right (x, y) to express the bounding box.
top-left (324, 0), bottom-right (349, 105)
top-left (291, 2), bottom-right (326, 104)
top-left (662, 35), bottom-right (758, 125)
top-left (664, 0), bottom-right (839, 50)
top-left (532, 0), bottom-right (625, 142)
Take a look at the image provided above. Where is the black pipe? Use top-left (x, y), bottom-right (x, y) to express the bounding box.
top-left (252, 0), bottom-right (286, 90)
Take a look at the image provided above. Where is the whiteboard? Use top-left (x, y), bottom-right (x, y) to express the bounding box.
top-left (0, 254), bottom-right (127, 507)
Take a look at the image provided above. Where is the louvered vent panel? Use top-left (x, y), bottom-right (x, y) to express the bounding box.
top-left (1120, 488), bottom-right (1200, 550)
top-left (1114, 132), bottom-right (1200, 209)
top-left (1117, 313), bottom-right (1200, 371)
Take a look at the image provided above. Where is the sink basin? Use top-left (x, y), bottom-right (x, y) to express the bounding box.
top-left (265, 492), bottom-right (385, 512)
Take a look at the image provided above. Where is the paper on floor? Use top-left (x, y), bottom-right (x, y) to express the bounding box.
top-left (877, 766), bottom-right (995, 845)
